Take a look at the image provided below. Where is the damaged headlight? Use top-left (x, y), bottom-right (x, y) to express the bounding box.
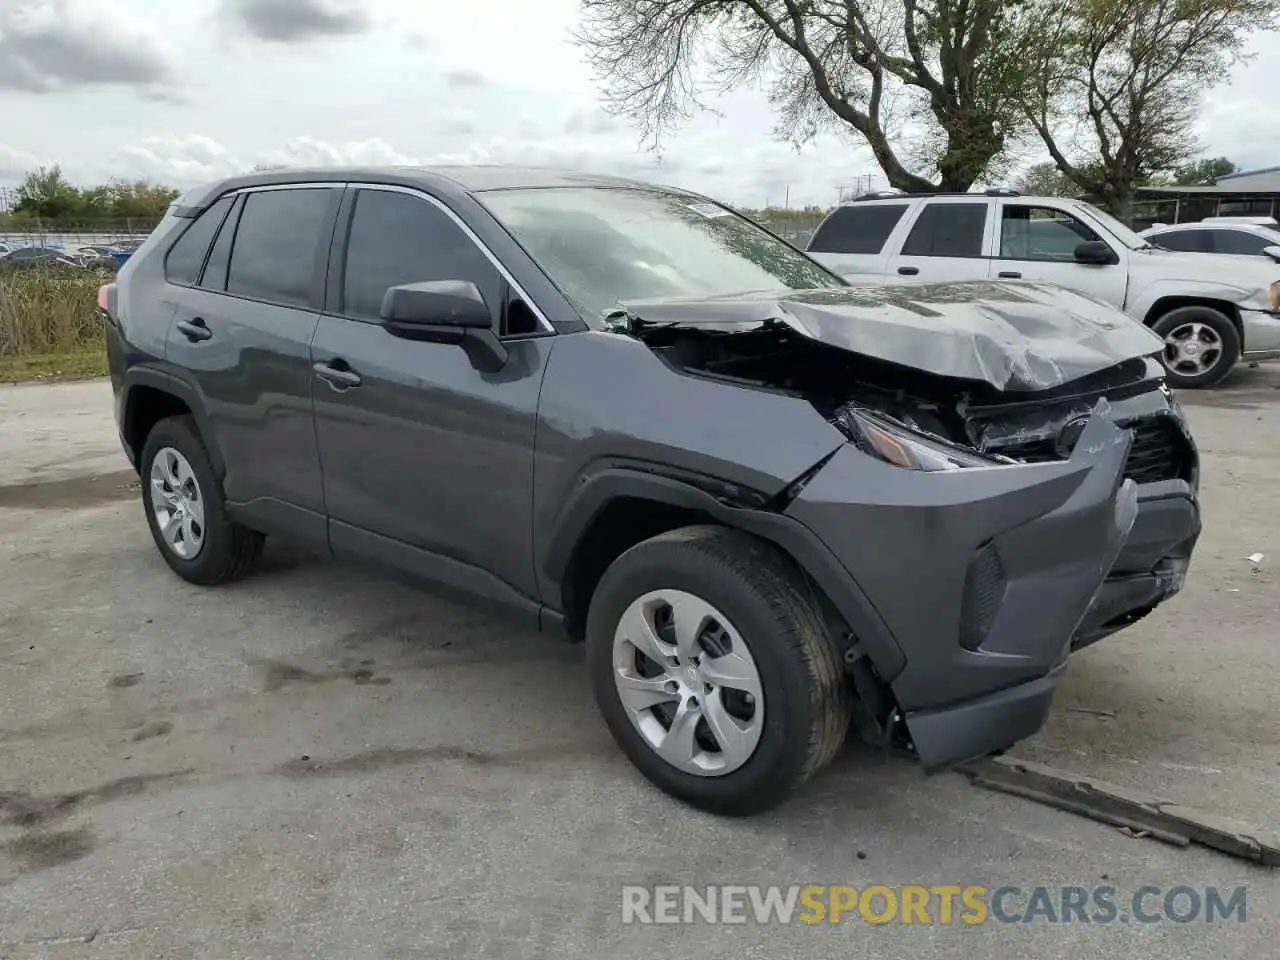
top-left (846, 409), bottom-right (1002, 472)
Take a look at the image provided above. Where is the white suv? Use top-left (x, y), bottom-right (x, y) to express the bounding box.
top-left (805, 190), bottom-right (1280, 387)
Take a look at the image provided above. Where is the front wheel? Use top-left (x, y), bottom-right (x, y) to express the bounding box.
top-left (586, 525), bottom-right (852, 816)
top-left (1152, 306), bottom-right (1240, 389)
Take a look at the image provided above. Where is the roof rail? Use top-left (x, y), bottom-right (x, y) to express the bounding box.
top-left (849, 187), bottom-right (1022, 202)
top-left (849, 189), bottom-right (907, 202)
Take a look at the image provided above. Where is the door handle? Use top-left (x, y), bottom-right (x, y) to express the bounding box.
top-left (897, 266), bottom-right (920, 276)
top-left (313, 361), bottom-right (362, 389)
top-left (998, 271), bottom-right (1022, 279)
top-left (176, 318), bottom-right (212, 342)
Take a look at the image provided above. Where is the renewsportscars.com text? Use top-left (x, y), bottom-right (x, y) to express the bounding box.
top-left (621, 884), bottom-right (1248, 925)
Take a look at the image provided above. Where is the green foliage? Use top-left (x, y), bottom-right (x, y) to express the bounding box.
top-left (9, 165), bottom-right (178, 224)
top-left (1172, 156), bottom-right (1239, 186)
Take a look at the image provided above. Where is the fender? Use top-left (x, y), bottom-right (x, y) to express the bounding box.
top-left (541, 464), bottom-right (907, 681)
top-left (1126, 278), bottom-right (1258, 326)
top-left (120, 364), bottom-right (227, 478)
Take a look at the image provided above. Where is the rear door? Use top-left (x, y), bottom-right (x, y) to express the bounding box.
top-left (805, 202), bottom-right (910, 280)
top-left (988, 200), bottom-right (1128, 307)
top-left (166, 184), bottom-right (341, 540)
top-left (1210, 229), bottom-right (1276, 257)
top-left (884, 198), bottom-right (993, 283)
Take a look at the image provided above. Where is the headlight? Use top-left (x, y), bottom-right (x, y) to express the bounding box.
top-left (846, 409), bottom-right (1002, 471)
top-left (1270, 281), bottom-right (1280, 311)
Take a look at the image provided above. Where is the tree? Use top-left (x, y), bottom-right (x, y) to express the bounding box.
top-left (1173, 156), bottom-right (1238, 185)
top-left (12, 166), bottom-right (85, 219)
top-left (5, 167), bottom-right (178, 223)
top-left (1013, 161), bottom-right (1082, 197)
top-left (1022, 0), bottom-right (1277, 218)
top-left (575, 0), bottom-right (1046, 193)
top-left (99, 179), bottom-right (180, 220)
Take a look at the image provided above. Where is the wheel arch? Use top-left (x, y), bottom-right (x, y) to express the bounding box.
top-left (541, 465), bottom-right (906, 681)
top-left (1142, 295), bottom-right (1243, 339)
top-left (121, 367), bottom-right (225, 477)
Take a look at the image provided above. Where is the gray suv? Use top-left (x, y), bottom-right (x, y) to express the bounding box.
top-left (99, 167), bottom-right (1201, 815)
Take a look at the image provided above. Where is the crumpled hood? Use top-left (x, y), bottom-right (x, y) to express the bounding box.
top-left (618, 280), bottom-right (1165, 392)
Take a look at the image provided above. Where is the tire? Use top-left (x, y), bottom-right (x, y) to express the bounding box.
top-left (1151, 306), bottom-right (1240, 389)
top-left (586, 525), bottom-right (852, 816)
top-left (140, 415), bottom-right (264, 585)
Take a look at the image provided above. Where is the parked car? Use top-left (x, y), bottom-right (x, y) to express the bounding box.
top-left (0, 246), bottom-right (80, 269)
top-left (1, 245), bottom-right (68, 262)
top-left (805, 190), bottom-right (1280, 388)
top-left (99, 167), bottom-right (1201, 815)
top-left (1141, 221), bottom-right (1280, 263)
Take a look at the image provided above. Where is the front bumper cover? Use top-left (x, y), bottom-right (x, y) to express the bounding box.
top-left (784, 400), bottom-right (1139, 770)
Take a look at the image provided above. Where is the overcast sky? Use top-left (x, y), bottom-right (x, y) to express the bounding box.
top-left (1, 0), bottom-right (1277, 208)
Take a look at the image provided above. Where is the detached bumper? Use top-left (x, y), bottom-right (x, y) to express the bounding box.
top-left (785, 401), bottom-right (1138, 770)
top-left (1073, 479), bottom-right (1200, 648)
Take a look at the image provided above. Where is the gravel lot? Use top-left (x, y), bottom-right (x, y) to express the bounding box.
top-left (1, 371), bottom-right (1277, 958)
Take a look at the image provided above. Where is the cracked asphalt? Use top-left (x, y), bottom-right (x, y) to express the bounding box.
top-left (1, 370), bottom-right (1277, 959)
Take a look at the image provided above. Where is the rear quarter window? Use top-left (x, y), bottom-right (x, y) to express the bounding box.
top-left (808, 204), bottom-right (909, 254)
top-left (163, 195), bottom-right (234, 286)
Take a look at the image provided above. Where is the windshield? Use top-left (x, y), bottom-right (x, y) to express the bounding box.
top-left (479, 187), bottom-right (844, 322)
top-left (1068, 200), bottom-right (1151, 250)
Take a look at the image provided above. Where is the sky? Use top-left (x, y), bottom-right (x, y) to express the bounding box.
top-left (1, 0), bottom-right (1278, 209)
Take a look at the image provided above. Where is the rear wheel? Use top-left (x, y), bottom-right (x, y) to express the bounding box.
top-left (1152, 306), bottom-right (1240, 389)
top-left (140, 415), bottom-right (264, 585)
top-left (586, 525), bottom-right (851, 816)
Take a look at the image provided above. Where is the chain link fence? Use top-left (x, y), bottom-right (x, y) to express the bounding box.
top-left (0, 219), bottom-right (158, 253)
top-left (752, 210), bottom-right (828, 249)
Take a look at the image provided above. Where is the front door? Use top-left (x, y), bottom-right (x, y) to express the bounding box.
top-left (988, 201), bottom-right (1129, 308)
top-left (166, 185), bottom-right (342, 540)
top-left (309, 185), bottom-right (553, 608)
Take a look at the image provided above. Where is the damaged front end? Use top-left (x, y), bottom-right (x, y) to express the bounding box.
top-left (613, 282), bottom-right (1201, 769)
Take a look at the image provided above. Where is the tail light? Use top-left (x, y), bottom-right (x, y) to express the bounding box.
top-left (97, 282), bottom-right (116, 315)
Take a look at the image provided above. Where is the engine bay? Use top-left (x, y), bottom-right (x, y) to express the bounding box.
top-left (641, 323), bottom-right (1179, 471)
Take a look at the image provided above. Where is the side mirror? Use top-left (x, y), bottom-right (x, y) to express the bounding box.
top-left (380, 280), bottom-right (508, 372)
top-left (1263, 245), bottom-right (1280, 264)
top-left (1074, 241), bottom-right (1117, 265)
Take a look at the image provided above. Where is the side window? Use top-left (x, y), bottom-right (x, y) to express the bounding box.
top-left (1151, 230), bottom-right (1209, 253)
top-left (809, 204), bottom-right (909, 254)
top-left (1213, 230), bottom-right (1271, 256)
top-left (901, 202), bottom-right (987, 258)
top-left (226, 188), bottom-right (335, 307)
top-left (341, 190), bottom-right (508, 329)
top-left (999, 205), bottom-right (1102, 261)
top-left (164, 195), bottom-right (233, 286)
top-left (200, 195), bottom-right (243, 292)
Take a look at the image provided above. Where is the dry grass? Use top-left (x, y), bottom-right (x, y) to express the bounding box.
top-left (0, 265), bottom-right (110, 381)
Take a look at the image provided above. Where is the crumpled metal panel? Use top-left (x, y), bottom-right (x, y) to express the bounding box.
top-left (620, 280), bottom-right (1165, 393)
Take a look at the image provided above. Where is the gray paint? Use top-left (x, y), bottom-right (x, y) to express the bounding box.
top-left (620, 280), bottom-right (1166, 392)
top-left (103, 165), bottom-right (1203, 774)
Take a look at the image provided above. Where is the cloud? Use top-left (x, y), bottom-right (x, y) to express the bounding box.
top-left (563, 108), bottom-right (619, 137)
top-left (443, 69), bottom-right (489, 90)
top-left (0, 143), bottom-right (42, 181)
top-left (0, 0), bottom-right (174, 94)
top-left (220, 0), bottom-right (371, 43)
